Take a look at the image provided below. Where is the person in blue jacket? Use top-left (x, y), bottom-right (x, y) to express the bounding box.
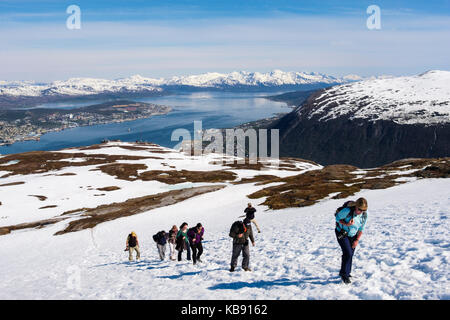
top-left (335, 197), bottom-right (368, 284)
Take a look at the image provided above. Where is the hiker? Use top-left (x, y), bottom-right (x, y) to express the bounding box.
top-left (176, 222), bottom-right (191, 261)
top-left (125, 231), bottom-right (140, 261)
top-left (187, 223), bottom-right (205, 265)
top-left (335, 198), bottom-right (368, 284)
top-left (168, 225), bottom-right (179, 261)
top-left (153, 230), bottom-right (169, 261)
top-left (229, 218), bottom-right (255, 272)
top-left (239, 203), bottom-right (261, 233)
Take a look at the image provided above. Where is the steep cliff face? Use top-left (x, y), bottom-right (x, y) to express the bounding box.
top-left (270, 71), bottom-right (450, 168)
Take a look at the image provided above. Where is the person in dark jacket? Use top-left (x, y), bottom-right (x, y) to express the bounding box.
top-left (153, 230), bottom-right (169, 260)
top-left (239, 203), bottom-right (261, 233)
top-left (187, 223), bottom-right (205, 265)
top-left (168, 225), bottom-right (179, 261)
top-left (229, 218), bottom-right (255, 272)
top-left (125, 231), bottom-right (140, 261)
top-left (176, 222), bottom-right (191, 261)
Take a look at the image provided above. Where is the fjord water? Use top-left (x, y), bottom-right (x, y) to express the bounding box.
top-left (0, 91), bottom-right (290, 155)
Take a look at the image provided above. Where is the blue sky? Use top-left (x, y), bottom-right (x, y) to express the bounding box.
top-left (1, 0), bottom-right (449, 81)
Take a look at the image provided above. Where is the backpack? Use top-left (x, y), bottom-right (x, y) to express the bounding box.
top-left (229, 221), bottom-right (244, 237)
top-left (153, 231), bottom-right (166, 245)
top-left (175, 232), bottom-right (185, 251)
top-left (128, 234), bottom-right (137, 247)
top-left (335, 200), bottom-right (356, 217)
top-left (244, 207), bottom-right (256, 220)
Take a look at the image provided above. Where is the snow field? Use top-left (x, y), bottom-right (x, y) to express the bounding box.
top-left (0, 176), bottom-right (448, 299)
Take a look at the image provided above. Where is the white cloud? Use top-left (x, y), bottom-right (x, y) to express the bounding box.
top-left (0, 15), bottom-right (449, 80)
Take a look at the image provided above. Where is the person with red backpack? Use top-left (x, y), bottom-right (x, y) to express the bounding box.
top-left (335, 198), bottom-right (368, 284)
top-left (239, 203), bottom-right (261, 233)
top-left (229, 218), bottom-right (255, 272)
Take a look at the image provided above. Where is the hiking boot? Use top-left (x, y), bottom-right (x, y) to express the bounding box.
top-left (243, 267), bottom-right (252, 272)
top-left (340, 275), bottom-right (351, 284)
top-left (230, 266), bottom-right (235, 272)
top-left (197, 258), bottom-right (202, 263)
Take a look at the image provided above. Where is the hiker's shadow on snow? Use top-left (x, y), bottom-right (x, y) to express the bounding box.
top-left (208, 277), bottom-right (340, 290)
top-left (158, 271), bottom-right (202, 279)
top-left (158, 268), bottom-right (222, 280)
top-left (92, 260), bottom-right (170, 270)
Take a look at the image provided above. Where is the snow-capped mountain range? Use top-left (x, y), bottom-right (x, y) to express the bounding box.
top-left (0, 77), bottom-right (163, 97)
top-left (163, 70), bottom-right (358, 87)
top-left (306, 70), bottom-right (450, 125)
top-left (0, 70), bottom-right (359, 98)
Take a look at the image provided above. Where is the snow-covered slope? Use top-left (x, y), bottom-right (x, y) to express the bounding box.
top-left (164, 70), bottom-right (350, 87)
top-left (0, 77), bottom-right (163, 97)
top-left (0, 70), bottom-right (356, 98)
top-left (0, 141), bottom-right (448, 299)
top-left (307, 70), bottom-right (450, 125)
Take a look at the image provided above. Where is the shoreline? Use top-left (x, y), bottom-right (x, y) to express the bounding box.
top-left (0, 101), bottom-right (173, 147)
top-left (0, 92), bottom-right (293, 153)
top-left (0, 110), bottom-right (172, 147)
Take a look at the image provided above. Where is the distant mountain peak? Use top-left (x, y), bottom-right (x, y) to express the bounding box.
top-left (306, 70), bottom-right (450, 125)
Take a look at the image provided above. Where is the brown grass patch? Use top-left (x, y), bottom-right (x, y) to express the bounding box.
top-left (55, 185), bottom-right (225, 235)
top-left (247, 158), bottom-right (450, 210)
top-left (210, 160), bottom-right (267, 171)
top-left (146, 149), bottom-right (172, 154)
top-left (0, 151), bottom-right (153, 178)
top-left (118, 145), bottom-right (150, 151)
top-left (29, 195), bottom-right (47, 201)
top-left (1, 185), bottom-right (225, 237)
top-left (39, 205), bottom-right (57, 209)
top-left (92, 160), bottom-right (237, 184)
top-left (138, 169), bottom-right (237, 184)
top-left (0, 181), bottom-right (25, 187)
top-left (97, 186), bottom-right (121, 192)
top-left (232, 175), bottom-right (280, 185)
top-left (93, 163), bottom-right (148, 181)
top-left (0, 216), bottom-right (68, 236)
top-left (280, 157), bottom-right (320, 166)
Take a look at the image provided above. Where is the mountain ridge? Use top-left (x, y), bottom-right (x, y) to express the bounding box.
top-left (268, 70), bottom-right (450, 167)
top-left (0, 70), bottom-right (359, 98)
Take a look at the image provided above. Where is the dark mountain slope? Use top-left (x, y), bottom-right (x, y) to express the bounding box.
top-left (269, 71), bottom-right (450, 168)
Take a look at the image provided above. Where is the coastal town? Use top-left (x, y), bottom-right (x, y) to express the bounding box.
top-left (0, 101), bottom-right (172, 146)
